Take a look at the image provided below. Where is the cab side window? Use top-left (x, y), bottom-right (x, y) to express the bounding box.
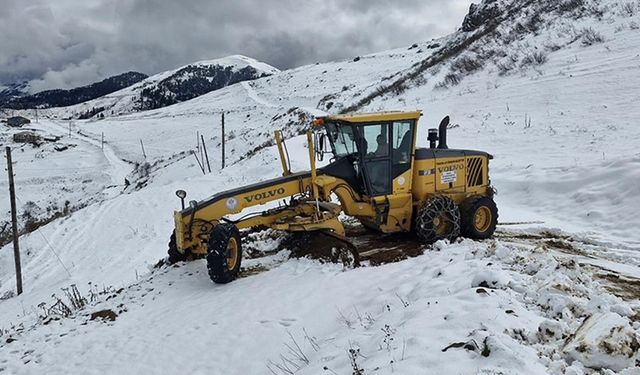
top-left (391, 121), bottom-right (413, 178)
top-left (359, 123), bottom-right (390, 195)
top-left (360, 123), bottom-right (389, 157)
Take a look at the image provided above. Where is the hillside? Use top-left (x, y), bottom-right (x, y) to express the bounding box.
top-left (1, 0), bottom-right (640, 374)
top-left (0, 72), bottom-right (148, 110)
top-left (41, 55), bottom-right (280, 119)
top-left (0, 81), bottom-right (30, 102)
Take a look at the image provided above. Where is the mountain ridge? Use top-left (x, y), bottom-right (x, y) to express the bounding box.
top-left (0, 72), bottom-right (148, 110)
top-left (44, 55), bottom-right (280, 119)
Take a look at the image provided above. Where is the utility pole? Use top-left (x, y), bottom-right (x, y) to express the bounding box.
top-left (101, 132), bottom-right (104, 150)
top-left (5, 147), bottom-right (23, 295)
top-left (221, 112), bottom-right (225, 169)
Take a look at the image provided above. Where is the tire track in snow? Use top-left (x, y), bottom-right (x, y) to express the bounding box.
top-left (241, 81), bottom-right (279, 108)
top-left (41, 119), bottom-right (132, 187)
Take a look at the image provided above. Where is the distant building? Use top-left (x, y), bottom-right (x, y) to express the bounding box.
top-left (13, 131), bottom-right (41, 145)
top-left (7, 116), bottom-right (31, 127)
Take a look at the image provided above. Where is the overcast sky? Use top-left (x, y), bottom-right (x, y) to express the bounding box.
top-left (0, 0), bottom-right (475, 93)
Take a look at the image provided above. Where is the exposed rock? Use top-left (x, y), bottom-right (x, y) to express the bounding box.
top-left (90, 309), bottom-right (118, 322)
top-left (462, 0), bottom-right (505, 32)
top-left (563, 312), bottom-right (640, 371)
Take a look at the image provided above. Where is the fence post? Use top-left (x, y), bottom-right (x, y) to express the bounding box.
top-left (201, 134), bottom-right (211, 173)
top-left (140, 139), bottom-right (147, 159)
top-left (192, 150), bottom-right (206, 175)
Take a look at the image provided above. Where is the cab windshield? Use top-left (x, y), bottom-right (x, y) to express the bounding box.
top-left (325, 121), bottom-right (357, 157)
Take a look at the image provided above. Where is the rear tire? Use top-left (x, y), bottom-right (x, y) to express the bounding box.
top-left (167, 231), bottom-right (187, 264)
top-left (460, 196), bottom-right (498, 239)
top-left (207, 223), bottom-right (242, 284)
top-left (414, 196), bottom-right (460, 244)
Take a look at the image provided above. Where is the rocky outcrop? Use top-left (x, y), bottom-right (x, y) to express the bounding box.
top-left (462, 0), bottom-right (505, 32)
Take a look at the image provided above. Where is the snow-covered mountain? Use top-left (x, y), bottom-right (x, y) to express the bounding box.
top-left (0, 72), bottom-right (148, 110)
top-left (1, 0), bottom-right (640, 374)
top-left (0, 81), bottom-right (30, 102)
top-left (44, 55), bottom-right (279, 119)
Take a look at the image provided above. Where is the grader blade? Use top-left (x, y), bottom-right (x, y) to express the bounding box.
top-left (283, 230), bottom-right (360, 268)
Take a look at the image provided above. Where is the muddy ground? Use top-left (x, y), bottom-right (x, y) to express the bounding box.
top-left (240, 225), bottom-right (640, 303)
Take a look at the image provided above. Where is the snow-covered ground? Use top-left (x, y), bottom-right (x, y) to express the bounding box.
top-left (1, 0), bottom-right (640, 373)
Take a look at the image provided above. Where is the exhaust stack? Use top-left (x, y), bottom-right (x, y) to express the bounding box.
top-left (437, 116), bottom-right (449, 149)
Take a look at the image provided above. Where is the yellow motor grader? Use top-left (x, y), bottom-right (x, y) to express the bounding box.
top-left (169, 111), bottom-right (497, 283)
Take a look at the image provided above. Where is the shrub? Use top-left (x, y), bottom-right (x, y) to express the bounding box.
top-left (544, 41), bottom-right (562, 51)
top-left (620, 2), bottom-right (636, 16)
top-left (585, 3), bottom-right (606, 19)
top-left (451, 56), bottom-right (483, 74)
top-left (389, 81), bottom-right (408, 96)
top-left (435, 73), bottom-right (461, 89)
top-left (558, 0), bottom-right (584, 13)
top-left (521, 51), bottom-right (548, 67)
top-left (580, 27), bottom-right (605, 46)
top-left (496, 60), bottom-right (517, 75)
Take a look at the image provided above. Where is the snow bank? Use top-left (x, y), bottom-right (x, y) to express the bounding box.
top-left (563, 312), bottom-right (640, 371)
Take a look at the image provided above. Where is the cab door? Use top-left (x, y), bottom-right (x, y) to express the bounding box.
top-left (358, 123), bottom-right (392, 196)
top-left (358, 121), bottom-right (415, 231)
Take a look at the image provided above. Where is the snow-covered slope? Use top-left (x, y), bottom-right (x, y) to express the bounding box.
top-left (2, 0), bottom-right (640, 374)
top-left (0, 81), bottom-right (30, 102)
top-left (42, 55), bottom-right (279, 119)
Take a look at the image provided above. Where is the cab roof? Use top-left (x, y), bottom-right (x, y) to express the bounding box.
top-left (318, 110), bottom-right (422, 124)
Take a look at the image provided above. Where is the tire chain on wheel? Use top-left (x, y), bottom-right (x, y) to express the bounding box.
top-left (206, 223), bottom-right (242, 284)
top-left (415, 195), bottom-right (460, 243)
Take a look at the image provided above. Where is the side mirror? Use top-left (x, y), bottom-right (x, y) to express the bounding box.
top-left (176, 190), bottom-right (187, 209)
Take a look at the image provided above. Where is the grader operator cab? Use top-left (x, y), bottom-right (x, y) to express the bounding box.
top-left (169, 111), bottom-right (497, 283)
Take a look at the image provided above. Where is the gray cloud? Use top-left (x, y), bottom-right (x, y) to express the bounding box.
top-left (0, 0), bottom-right (474, 92)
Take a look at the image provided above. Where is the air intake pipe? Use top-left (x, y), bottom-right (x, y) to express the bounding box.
top-left (437, 116), bottom-right (449, 149)
top-left (427, 129), bottom-right (438, 148)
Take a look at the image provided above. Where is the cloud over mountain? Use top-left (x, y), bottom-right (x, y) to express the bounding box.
top-left (0, 0), bottom-right (473, 92)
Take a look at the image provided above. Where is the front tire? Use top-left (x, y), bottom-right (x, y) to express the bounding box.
top-left (167, 231), bottom-right (187, 264)
top-left (460, 196), bottom-right (498, 239)
top-left (207, 223), bottom-right (242, 284)
top-left (414, 196), bottom-right (460, 244)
